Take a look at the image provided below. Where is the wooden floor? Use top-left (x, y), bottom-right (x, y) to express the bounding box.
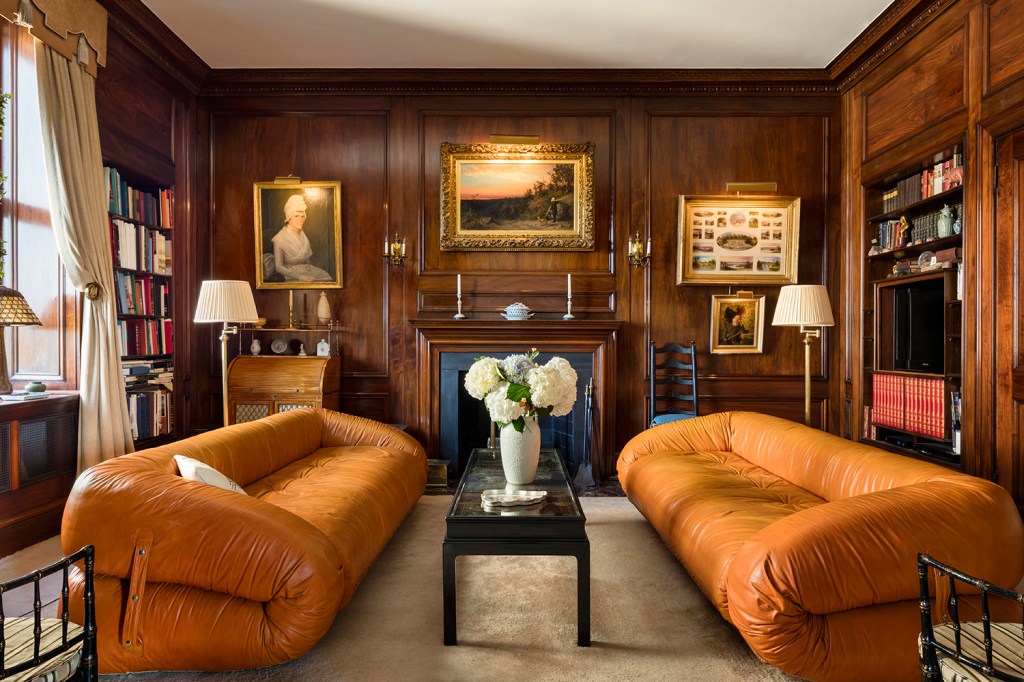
top-left (0, 535), bottom-right (64, 617)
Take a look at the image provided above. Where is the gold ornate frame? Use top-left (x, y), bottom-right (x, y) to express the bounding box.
top-left (710, 294), bottom-right (766, 355)
top-left (677, 195), bottom-right (800, 285)
top-left (254, 181), bottom-right (343, 290)
top-left (440, 142), bottom-right (595, 251)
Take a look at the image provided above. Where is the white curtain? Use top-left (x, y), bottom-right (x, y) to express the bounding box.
top-left (35, 39), bottom-right (133, 470)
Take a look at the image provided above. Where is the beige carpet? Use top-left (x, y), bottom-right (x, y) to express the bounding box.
top-left (5, 497), bottom-right (799, 681)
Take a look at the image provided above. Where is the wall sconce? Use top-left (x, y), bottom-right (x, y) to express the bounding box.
top-left (384, 233), bottom-right (406, 267)
top-left (628, 232), bottom-right (651, 268)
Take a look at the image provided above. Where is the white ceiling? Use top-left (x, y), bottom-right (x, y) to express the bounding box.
top-left (139, 0), bottom-right (894, 70)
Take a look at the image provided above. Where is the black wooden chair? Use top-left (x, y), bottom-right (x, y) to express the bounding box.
top-left (918, 552), bottom-right (1024, 682)
top-left (649, 341), bottom-right (700, 427)
top-left (0, 545), bottom-right (97, 681)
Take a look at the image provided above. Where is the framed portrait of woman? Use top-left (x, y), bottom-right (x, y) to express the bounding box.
top-left (254, 181), bottom-right (342, 290)
top-left (710, 294), bottom-right (765, 354)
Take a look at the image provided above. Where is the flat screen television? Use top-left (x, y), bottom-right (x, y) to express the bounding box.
top-left (892, 278), bottom-right (944, 373)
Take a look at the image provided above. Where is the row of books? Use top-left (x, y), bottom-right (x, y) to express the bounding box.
top-left (122, 359), bottom-right (174, 393)
top-left (117, 318), bottom-right (173, 357)
top-left (872, 373), bottom-right (946, 439)
top-left (873, 205), bottom-right (963, 253)
top-left (114, 271), bottom-right (172, 317)
top-left (127, 385), bottom-right (174, 440)
top-left (104, 166), bottom-right (174, 229)
top-left (111, 216), bottom-right (172, 275)
top-left (879, 153), bottom-right (964, 214)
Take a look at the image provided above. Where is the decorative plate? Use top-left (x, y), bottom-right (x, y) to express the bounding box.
top-left (481, 489), bottom-right (547, 507)
top-left (501, 311), bottom-right (535, 320)
top-left (270, 338), bottom-right (288, 355)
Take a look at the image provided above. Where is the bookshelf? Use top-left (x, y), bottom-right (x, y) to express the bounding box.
top-left (105, 165), bottom-right (176, 447)
top-left (860, 144), bottom-right (964, 468)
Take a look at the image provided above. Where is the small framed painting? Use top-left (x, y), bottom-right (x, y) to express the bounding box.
top-left (710, 294), bottom-right (765, 354)
top-left (677, 195), bottom-right (800, 285)
top-left (439, 142), bottom-right (595, 251)
top-left (254, 181), bottom-right (343, 290)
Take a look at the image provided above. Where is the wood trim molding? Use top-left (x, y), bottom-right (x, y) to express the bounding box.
top-left (830, 0), bottom-right (959, 93)
top-left (98, 0), bottom-right (208, 94)
top-left (201, 68), bottom-right (836, 97)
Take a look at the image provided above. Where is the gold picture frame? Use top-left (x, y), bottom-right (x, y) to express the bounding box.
top-left (677, 195), bottom-right (800, 285)
top-left (710, 294), bottom-right (765, 354)
top-left (254, 181), bottom-right (343, 290)
top-left (440, 142), bottom-right (595, 251)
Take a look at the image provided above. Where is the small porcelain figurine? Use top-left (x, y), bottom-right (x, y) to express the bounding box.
top-left (317, 338), bottom-right (330, 357)
top-left (867, 238), bottom-right (881, 256)
top-left (250, 338), bottom-right (261, 356)
top-left (298, 343), bottom-right (307, 357)
top-left (937, 204), bottom-right (954, 238)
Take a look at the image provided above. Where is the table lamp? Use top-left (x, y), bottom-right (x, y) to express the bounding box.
top-left (194, 280), bottom-right (259, 427)
top-left (0, 285), bottom-right (41, 394)
top-left (772, 284), bottom-right (834, 427)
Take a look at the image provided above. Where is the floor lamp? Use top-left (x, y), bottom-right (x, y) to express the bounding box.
top-left (772, 285), bottom-right (834, 427)
top-left (194, 280), bottom-right (260, 427)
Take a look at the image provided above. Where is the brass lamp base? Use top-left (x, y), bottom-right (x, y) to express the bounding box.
top-left (0, 331), bottom-right (12, 394)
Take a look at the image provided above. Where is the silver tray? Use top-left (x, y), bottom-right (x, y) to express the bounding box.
top-left (481, 489), bottom-right (547, 507)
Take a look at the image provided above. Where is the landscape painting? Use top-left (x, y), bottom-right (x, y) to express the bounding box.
top-left (676, 194), bottom-right (800, 285)
top-left (440, 142), bottom-right (595, 251)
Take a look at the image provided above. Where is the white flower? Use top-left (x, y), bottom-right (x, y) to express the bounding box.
top-left (465, 357), bottom-right (501, 399)
top-left (484, 383), bottom-right (526, 425)
top-left (529, 357), bottom-right (578, 416)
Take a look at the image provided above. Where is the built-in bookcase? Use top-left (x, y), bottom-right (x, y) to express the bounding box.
top-left (104, 165), bottom-right (176, 446)
top-left (860, 143), bottom-right (964, 468)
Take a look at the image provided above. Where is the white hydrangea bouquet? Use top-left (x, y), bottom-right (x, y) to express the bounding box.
top-left (464, 348), bottom-right (578, 432)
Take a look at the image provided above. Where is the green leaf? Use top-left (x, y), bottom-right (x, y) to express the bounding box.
top-left (512, 417), bottom-right (525, 433)
top-left (534, 406), bottom-right (553, 418)
top-left (506, 383), bottom-right (530, 403)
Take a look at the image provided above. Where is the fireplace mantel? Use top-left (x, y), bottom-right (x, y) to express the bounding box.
top-left (410, 319), bottom-right (622, 481)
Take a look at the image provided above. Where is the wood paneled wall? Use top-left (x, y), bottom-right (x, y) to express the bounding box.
top-left (842, 0), bottom-right (1024, 501)
top-left (91, 0), bottom-right (1024, 486)
top-left (199, 87), bottom-right (839, 475)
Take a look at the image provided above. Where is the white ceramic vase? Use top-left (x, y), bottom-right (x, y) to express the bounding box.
top-left (499, 415), bottom-right (541, 485)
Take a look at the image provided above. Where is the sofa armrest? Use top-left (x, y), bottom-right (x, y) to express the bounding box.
top-left (317, 409), bottom-right (427, 471)
top-left (62, 460), bottom-right (344, 603)
top-left (617, 412), bottom-right (733, 489)
top-left (725, 478), bottom-right (1024, 673)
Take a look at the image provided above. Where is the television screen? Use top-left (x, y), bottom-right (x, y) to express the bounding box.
top-left (893, 279), bottom-right (944, 373)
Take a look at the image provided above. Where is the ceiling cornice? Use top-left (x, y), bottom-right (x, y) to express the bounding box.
top-left (98, 0), bottom-right (208, 94)
top-left (828, 0), bottom-right (954, 92)
top-left (200, 68), bottom-right (836, 98)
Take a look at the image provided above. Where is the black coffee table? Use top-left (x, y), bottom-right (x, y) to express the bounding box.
top-left (442, 447), bottom-right (590, 646)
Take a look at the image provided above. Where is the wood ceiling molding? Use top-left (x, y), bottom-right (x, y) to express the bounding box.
top-left (99, 0), bottom-right (208, 94)
top-left (200, 67), bottom-right (835, 98)
top-left (831, 0), bottom-right (958, 92)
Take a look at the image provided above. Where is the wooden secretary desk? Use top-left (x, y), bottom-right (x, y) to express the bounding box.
top-left (226, 356), bottom-right (341, 425)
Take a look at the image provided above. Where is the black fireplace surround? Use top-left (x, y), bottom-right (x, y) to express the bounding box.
top-left (439, 351), bottom-right (594, 475)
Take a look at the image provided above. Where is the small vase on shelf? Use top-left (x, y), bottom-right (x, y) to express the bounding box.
top-left (499, 415), bottom-right (542, 485)
top-left (250, 339), bottom-right (261, 356)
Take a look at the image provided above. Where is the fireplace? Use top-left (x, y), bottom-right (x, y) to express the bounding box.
top-left (439, 351), bottom-right (594, 474)
top-left (411, 319), bottom-right (622, 481)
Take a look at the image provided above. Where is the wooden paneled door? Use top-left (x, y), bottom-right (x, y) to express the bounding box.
top-left (993, 130), bottom-right (1024, 501)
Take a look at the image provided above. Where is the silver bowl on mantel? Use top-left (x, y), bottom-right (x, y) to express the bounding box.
top-left (501, 302), bottom-right (534, 320)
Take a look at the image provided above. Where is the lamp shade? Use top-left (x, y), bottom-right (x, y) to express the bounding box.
top-left (772, 285), bottom-right (834, 327)
top-left (0, 286), bottom-right (41, 326)
top-left (193, 280), bottom-right (259, 324)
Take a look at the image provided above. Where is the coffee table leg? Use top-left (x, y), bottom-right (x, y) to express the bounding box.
top-left (443, 543), bottom-right (457, 645)
top-left (577, 545), bottom-right (590, 646)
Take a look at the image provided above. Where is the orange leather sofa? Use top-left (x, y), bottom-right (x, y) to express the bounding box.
top-left (617, 411), bottom-right (1024, 682)
top-left (60, 408), bottom-right (427, 673)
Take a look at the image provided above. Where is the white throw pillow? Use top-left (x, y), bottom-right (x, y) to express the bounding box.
top-left (173, 454), bottom-right (246, 495)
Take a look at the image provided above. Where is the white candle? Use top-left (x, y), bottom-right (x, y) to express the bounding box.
top-left (646, 238), bottom-right (652, 256)
top-left (384, 235), bottom-right (389, 256)
top-left (567, 273), bottom-right (572, 297)
top-left (457, 273), bottom-right (462, 297)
